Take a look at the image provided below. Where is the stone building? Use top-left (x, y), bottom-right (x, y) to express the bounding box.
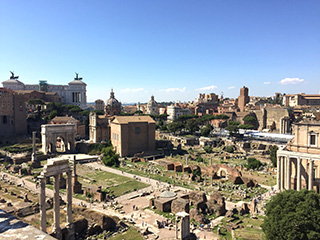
top-left (2, 72), bottom-right (87, 108)
top-left (104, 89), bottom-right (121, 116)
top-left (167, 105), bottom-right (191, 121)
top-left (283, 93), bottom-right (320, 107)
top-left (146, 95), bottom-right (159, 115)
top-left (95, 99), bottom-right (105, 111)
top-left (277, 119), bottom-right (320, 193)
top-left (0, 88), bottom-right (27, 137)
top-left (238, 86), bottom-right (249, 112)
top-left (110, 116), bottom-right (155, 157)
top-left (89, 112), bottom-right (110, 143)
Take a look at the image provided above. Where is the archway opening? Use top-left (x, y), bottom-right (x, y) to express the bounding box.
top-left (56, 137), bottom-right (66, 152)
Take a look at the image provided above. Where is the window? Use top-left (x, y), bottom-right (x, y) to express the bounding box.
top-left (308, 131), bottom-right (318, 147)
top-left (135, 127), bottom-right (140, 134)
top-left (3, 116), bottom-right (7, 124)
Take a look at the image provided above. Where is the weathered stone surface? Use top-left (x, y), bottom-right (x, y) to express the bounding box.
top-left (189, 208), bottom-right (204, 223)
top-left (171, 198), bottom-right (189, 214)
top-left (189, 191), bottom-right (207, 205)
top-left (207, 192), bottom-right (226, 216)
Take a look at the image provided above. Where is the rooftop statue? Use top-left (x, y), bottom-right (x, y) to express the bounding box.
top-left (10, 71), bottom-right (19, 79)
top-left (74, 72), bottom-right (83, 80)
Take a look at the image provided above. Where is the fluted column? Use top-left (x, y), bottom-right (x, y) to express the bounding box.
top-left (277, 156), bottom-right (281, 191)
top-left (39, 176), bottom-right (46, 233)
top-left (297, 157), bottom-right (301, 191)
top-left (308, 159), bottom-right (314, 191)
top-left (53, 174), bottom-right (61, 239)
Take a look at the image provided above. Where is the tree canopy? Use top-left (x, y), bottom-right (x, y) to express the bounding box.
top-left (262, 190), bottom-right (320, 240)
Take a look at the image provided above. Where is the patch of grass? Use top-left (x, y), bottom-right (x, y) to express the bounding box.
top-left (110, 227), bottom-right (144, 240)
top-left (107, 180), bottom-right (148, 197)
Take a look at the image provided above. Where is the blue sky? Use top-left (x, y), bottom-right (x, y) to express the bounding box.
top-left (1, 0), bottom-right (319, 103)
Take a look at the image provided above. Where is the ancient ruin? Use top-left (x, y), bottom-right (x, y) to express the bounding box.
top-left (39, 158), bottom-right (74, 240)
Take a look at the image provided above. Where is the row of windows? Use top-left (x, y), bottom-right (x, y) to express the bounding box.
top-left (112, 133), bottom-right (119, 141)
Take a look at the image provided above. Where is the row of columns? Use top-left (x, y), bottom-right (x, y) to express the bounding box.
top-left (39, 171), bottom-right (73, 239)
top-left (277, 155), bottom-right (315, 191)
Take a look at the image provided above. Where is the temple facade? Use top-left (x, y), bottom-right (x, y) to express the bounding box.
top-left (277, 119), bottom-right (320, 193)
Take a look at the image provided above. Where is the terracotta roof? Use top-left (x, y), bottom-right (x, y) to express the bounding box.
top-left (111, 115), bottom-right (155, 124)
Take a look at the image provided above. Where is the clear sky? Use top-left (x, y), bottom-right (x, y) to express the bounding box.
top-left (1, 0), bottom-right (319, 103)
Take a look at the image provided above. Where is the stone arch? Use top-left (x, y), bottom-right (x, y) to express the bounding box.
top-left (41, 124), bottom-right (76, 154)
top-left (218, 168), bottom-right (228, 178)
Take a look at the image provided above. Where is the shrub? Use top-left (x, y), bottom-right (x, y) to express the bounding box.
top-left (246, 157), bottom-right (262, 170)
top-left (203, 145), bottom-right (213, 153)
top-left (225, 145), bottom-right (234, 153)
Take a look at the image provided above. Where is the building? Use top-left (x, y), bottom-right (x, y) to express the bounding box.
top-left (95, 99), bottom-right (105, 111)
top-left (238, 86), bottom-right (249, 112)
top-left (282, 93), bottom-right (320, 107)
top-left (89, 112), bottom-right (110, 143)
top-left (167, 105), bottom-right (191, 121)
top-left (0, 88), bottom-right (27, 138)
top-left (2, 72), bottom-right (87, 108)
top-left (110, 116), bottom-right (155, 157)
top-left (104, 89), bottom-right (121, 116)
top-left (146, 95), bottom-right (159, 115)
top-left (277, 119), bottom-right (320, 193)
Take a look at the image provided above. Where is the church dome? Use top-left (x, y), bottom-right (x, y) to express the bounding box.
top-left (106, 89), bottom-right (121, 107)
top-left (147, 95), bottom-right (157, 108)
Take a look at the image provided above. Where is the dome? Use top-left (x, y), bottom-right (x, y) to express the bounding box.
top-left (68, 73), bottom-right (86, 85)
top-left (106, 89), bottom-right (121, 107)
top-left (147, 95), bottom-right (157, 108)
top-left (159, 191), bottom-right (177, 198)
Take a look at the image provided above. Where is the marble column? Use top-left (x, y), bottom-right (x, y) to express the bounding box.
top-left (308, 159), bottom-right (314, 191)
top-left (31, 131), bottom-right (37, 162)
top-left (39, 176), bottom-right (46, 233)
top-left (280, 156), bottom-right (285, 191)
top-left (287, 158), bottom-right (291, 190)
top-left (66, 170), bottom-right (75, 240)
top-left (277, 156), bottom-right (281, 191)
top-left (53, 174), bottom-right (61, 239)
top-left (297, 157), bottom-right (301, 191)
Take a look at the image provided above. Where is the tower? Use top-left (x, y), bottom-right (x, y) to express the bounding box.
top-left (238, 86), bottom-right (249, 112)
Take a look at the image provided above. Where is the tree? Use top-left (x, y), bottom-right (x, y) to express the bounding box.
top-left (238, 124), bottom-right (254, 129)
top-left (186, 119), bottom-right (199, 134)
top-left (225, 121), bottom-right (240, 137)
top-left (225, 145), bottom-right (234, 153)
top-left (262, 190), bottom-right (320, 240)
top-left (201, 124), bottom-right (212, 137)
top-left (101, 146), bottom-right (119, 167)
top-left (269, 145), bottom-right (278, 167)
top-left (246, 157), bottom-right (262, 169)
top-left (167, 121), bottom-right (184, 135)
top-left (243, 115), bottom-right (258, 129)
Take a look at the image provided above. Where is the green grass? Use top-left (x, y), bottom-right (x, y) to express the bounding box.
top-left (109, 227), bottom-right (144, 240)
top-left (107, 180), bottom-right (148, 197)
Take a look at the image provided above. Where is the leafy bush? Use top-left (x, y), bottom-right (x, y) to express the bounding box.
top-left (203, 145), bottom-right (213, 153)
top-left (269, 145), bottom-right (278, 167)
top-left (196, 155), bottom-right (204, 162)
top-left (246, 157), bottom-right (262, 169)
top-left (225, 145), bottom-right (234, 153)
top-left (87, 143), bottom-right (110, 155)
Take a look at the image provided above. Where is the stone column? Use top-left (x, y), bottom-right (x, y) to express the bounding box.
top-left (31, 131), bottom-right (37, 162)
top-left (277, 156), bottom-right (281, 191)
top-left (280, 156), bottom-right (285, 191)
top-left (308, 159), bottom-right (314, 191)
top-left (66, 170), bottom-right (74, 240)
top-left (287, 158), bottom-right (291, 190)
top-left (297, 157), bottom-right (301, 191)
top-left (39, 176), bottom-right (46, 233)
top-left (53, 174), bottom-right (61, 239)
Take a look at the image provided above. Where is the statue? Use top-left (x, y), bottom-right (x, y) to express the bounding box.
top-left (9, 71), bottom-right (19, 79)
top-left (74, 72), bottom-right (82, 80)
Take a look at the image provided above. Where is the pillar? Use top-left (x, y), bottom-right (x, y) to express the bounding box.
top-left (31, 131), bottom-right (37, 162)
top-left (308, 159), bottom-right (314, 191)
top-left (297, 157), bottom-right (301, 191)
top-left (287, 158), bottom-right (291, 190)
top-left (277, 156), bottom-right (281, 191)
top-left (280, 156), bottom-right (285, 191)
top-left (53, 174), bottom-right (61, 239)
top-left (66, 170), bottom-right (75, 240)
top-left (39, 176), bottom-right (46, 233)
